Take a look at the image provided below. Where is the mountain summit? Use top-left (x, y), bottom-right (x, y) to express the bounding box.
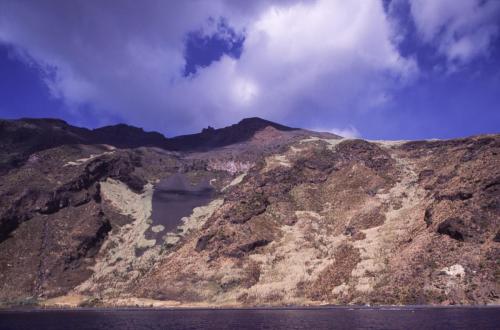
top-left (168, 117), bottom-right (302, 151)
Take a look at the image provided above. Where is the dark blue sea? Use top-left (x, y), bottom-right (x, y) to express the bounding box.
top-left (1, 306), bottom-right (499, 330)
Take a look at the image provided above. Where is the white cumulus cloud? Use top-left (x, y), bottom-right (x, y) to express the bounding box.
top-left (0, 0), bottom-right (417, 134)
top-left (409, 0), bottom-right (500, 66)
top-left (312, 125), bottom-right (361, 138)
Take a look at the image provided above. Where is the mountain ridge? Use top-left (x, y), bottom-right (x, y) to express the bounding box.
top-left (0, 116), bottom-right (316, 174)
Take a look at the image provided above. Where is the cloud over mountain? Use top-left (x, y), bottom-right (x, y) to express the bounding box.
top-left (0, 0), bottom-right (499, 136)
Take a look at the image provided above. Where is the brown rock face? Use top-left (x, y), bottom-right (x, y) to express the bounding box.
top-left (0, 118), bottom-right (498, 307)
top-left (135, 136), bottom-right (498, 306)
top-left (307, 243), bottom-right (362, 301)
top-left (0, 143), bottom-right (181, 301)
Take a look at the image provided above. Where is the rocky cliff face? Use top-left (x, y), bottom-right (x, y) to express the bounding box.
top-left (0, 118), bottom-right (498, 307)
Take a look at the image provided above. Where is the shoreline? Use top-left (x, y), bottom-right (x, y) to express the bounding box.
top-left (2, 304), bottom-right (500, 312)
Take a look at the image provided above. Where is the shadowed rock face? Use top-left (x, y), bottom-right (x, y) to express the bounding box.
top-left (0, 119), bottom-right (171, 175)
top-left (0, 117), bottom-right (498, 307)
top-left (0, 117), bottom-right (326, 174)
top-left (150, 173), bottom-right (215, 238)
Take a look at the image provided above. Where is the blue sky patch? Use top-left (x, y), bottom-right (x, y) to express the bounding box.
top-left (183, 18), bottom-right (244, 76)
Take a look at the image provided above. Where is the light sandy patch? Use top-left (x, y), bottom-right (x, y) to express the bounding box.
top-left (163, 233), bottom-right (181, 246)
top-left (295, 210), bottom-right (322, 220)
top-left (64, 151), bottom-right (114, 167)
top-left (40, 294), bottom-right (89, 308)
top-left (208, 160), bottom-right (253, 174)
top-left (300, 137), bottom-right (347, 150)
top-left (222, 173), bottom-right (246, 192)
top-left (262, 154), bottom-right (292, 172)
top-left (243, 211), bottom-right (344, 305)
top-left (439, 264), bottom-right (466, 294)
top-left (103, 297), bottom-right (182, 308)
top-left (166, 209), bottom-right (344, 306)
top-left (179, 199), bottom-right (223, 233)
top-left (300, 136), bottom-right (321, 143)
top-left (176, 141), bottom-right (426, 306)
top-left (102, 144), bottom-right (116, 151)
top-left (350, 154), bottom-right (426, 293)
top-left (86, 181), bottom-right (223, 299)
top-left (331, 283), bottom-right (349, 296)
top-left (76, 179), bottom-right (158, 295)
top-left (441, 264), bottom-right (465, 277)
top-left (163, 199), bottom-right (224, 245)
top-left (151, 225), bottom-right (165, 233)
top-left (370, 140), bottom-right (408, 147)
top-left (289, 146), bottom-right (304, 154)
top-left (104, 297), bottom-right (250, 308)
top-left (77, 181), bottom-right (222, 298)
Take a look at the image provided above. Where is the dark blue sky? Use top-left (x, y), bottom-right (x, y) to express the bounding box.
top-left (0, 45), bottom-right (64, 120)
top-left (0, 0), bottom-right (499, 139)
top-left (0, 45), bottom-right (124, 129)
top-left (183, 18), bottom-right (244, 77)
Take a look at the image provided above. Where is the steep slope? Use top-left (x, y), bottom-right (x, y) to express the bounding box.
top-left (0, 144), bottom-right (181, 302)
top-left (130, 135), bottom-right (499, 306)
top-left (0, 116), bottom-right (326, 305)
top-left (0, 117), bottom-right (498, 307)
